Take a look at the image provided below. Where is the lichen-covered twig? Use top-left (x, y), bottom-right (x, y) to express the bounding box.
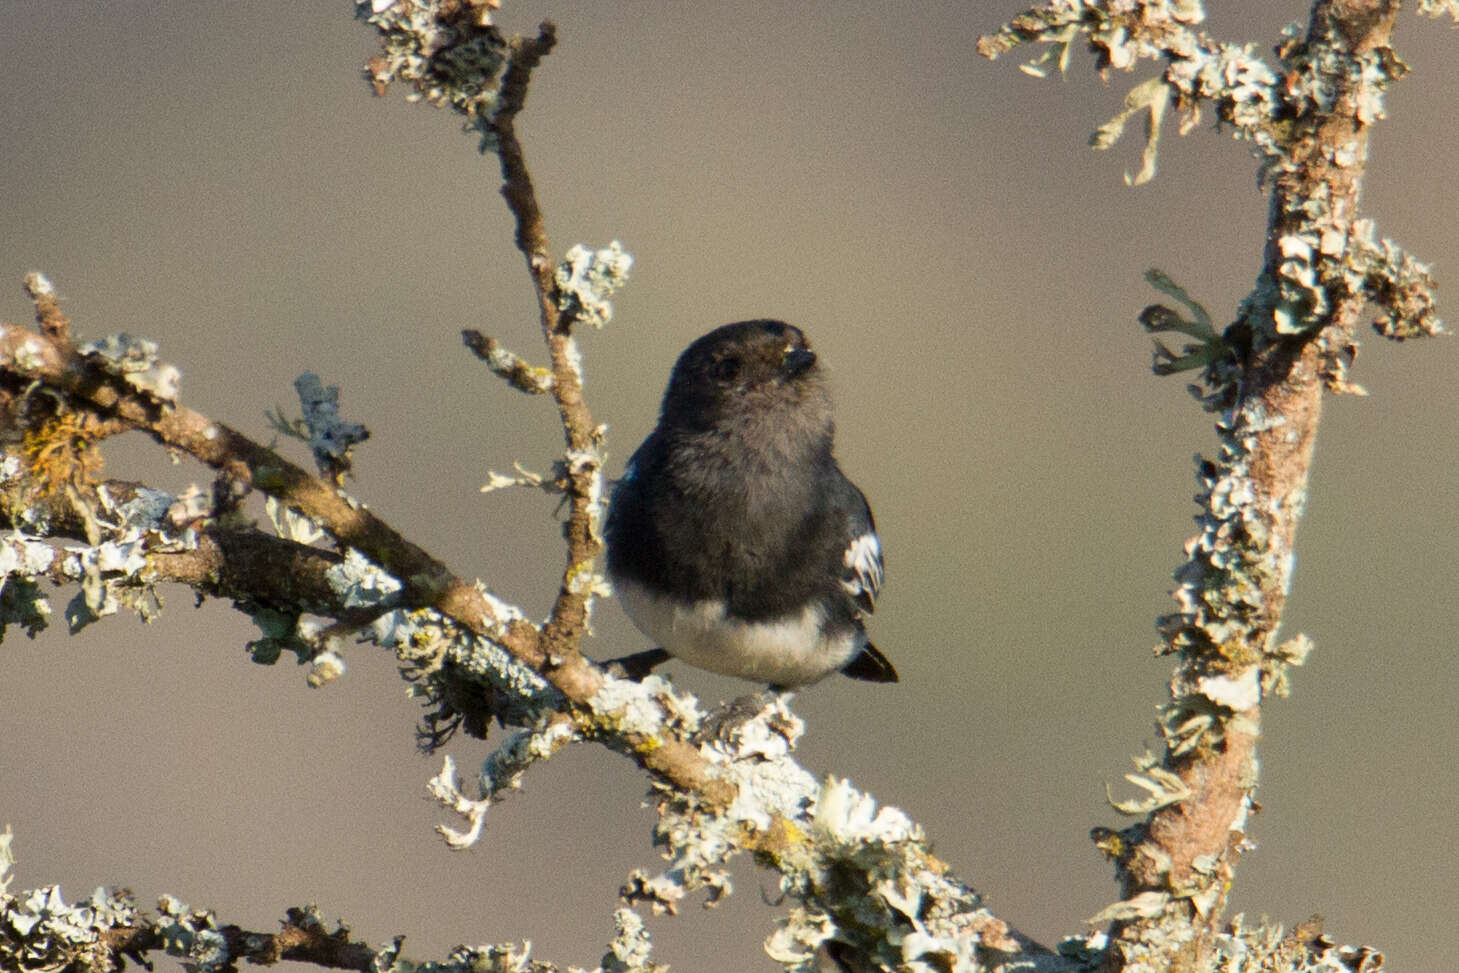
top-left (982, 1), bottom-right (1444, 969)
top-left (463, 329), bottom-right (555, 394)
top-left (483, 22), bottom-right (611, 671)
top-left (0, 859), bottom-right (660, 973)
top-left (3, 1), bottom-right (1447, 971)
top-left (0, 311), bottom-right (721, 798)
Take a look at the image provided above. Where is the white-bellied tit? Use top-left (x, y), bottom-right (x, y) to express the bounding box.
top-left (605, 320), bottom-right (896, 688)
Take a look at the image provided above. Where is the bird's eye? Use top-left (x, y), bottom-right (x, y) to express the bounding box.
top-left (710, 357), bottom-right (740, 382)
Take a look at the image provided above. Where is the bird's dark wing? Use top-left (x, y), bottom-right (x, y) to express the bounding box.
top-left (830, 474), bottom-right (897, 683)
top-left (836, 483), bottom-right (884, 616)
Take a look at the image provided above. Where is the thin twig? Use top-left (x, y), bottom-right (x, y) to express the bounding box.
top-left (484, 23), bottom-right (607, 675)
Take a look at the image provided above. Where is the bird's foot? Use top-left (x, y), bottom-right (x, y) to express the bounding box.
top-left (600, 647), bottom-right (671, 681)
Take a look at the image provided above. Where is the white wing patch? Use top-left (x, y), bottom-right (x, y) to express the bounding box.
top-left (841, 530), bottom-right (883, 612)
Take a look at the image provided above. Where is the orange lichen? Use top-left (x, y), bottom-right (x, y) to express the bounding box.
top-left (21, 412), bottom-right (105, 496)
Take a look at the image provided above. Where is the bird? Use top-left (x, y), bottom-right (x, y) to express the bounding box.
top-left (604, 319), bottom-right (896, 688)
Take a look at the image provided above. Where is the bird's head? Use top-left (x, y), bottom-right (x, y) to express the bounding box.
top-left (660, 320), bottom-right (832, 433)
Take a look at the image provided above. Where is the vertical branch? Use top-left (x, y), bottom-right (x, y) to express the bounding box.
top-left (357, 2), bottom-right (723, 799)
top-left (1101, 2), bottom-right (1402, 967)
top-left (487, 24), bottom-right (603, 681)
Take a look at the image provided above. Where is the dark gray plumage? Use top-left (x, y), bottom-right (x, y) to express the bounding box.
top-left (605, 320), bottom-right (895, 687)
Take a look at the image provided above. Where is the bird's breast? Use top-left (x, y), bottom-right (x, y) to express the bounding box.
top-left (612, 577), bottom-right (861, 685)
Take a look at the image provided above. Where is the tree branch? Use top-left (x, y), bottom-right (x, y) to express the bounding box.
top-left (982, 0), bottom-right (1441, 968)
top-left (2, 1), bottom-right (1448, 970)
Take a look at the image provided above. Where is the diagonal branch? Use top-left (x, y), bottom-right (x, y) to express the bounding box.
top-left (0, 318), bottom-right (722, 798)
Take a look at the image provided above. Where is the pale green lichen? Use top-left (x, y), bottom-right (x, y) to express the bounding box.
top-left (554, 242), bottom-right (633, 330)
top-left (358, 0), bottom-right (513, 152)
top-left (293, 372), bottom-right (369, 473)
top-left (325, 548), bottom-right (404, 609)
top-left (0, 884), bottom-right (142, 971)
top-left (1, 475), bottom-right (203, 640)
top-left (607, 694), bottom-right (1025, 970)
top-left (0, 826), bottom-right (13, 895)
top-left (1140, 269), bottom-right (1227, 379)
top-left (1106, 755), bottom-right (1193, 816)
top-left (979, 1), bottom-right (1280, 186)
top-left (1349, 226), bottom-right (1444, 340)
top-left (1091, 76), bottom-right (1170, 185)
top-left (80, 333), bottom-right (181, 402)
top-left (0, 875), bottom-right (671, 973)
top-left (264, 494), bottom-right (326, 544)
top-left (1417, 0), bottom-right (1459, 18)
top-left (1207, 914), bottom-right (1385, 972)
top-left (600, 908), bottom-right (665, 973)
top-left (987, 7), bottom-right (1431, 958)
top-left (60, 530), bottom-right (157, 633)
top-left (153, 894), bottom-right (233, 972)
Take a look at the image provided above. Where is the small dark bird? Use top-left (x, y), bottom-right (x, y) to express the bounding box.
top-left (605, 320), bottom-right (896, 687)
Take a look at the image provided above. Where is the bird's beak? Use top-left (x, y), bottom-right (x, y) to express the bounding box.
top-left (782, 346), bottom-right (816, 376)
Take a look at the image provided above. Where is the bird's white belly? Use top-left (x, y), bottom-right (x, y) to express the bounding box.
top-left (613, 578), bottom-right (859, 685)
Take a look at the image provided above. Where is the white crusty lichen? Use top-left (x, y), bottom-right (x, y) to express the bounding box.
top-left (1417, 0), bottom-right (1459, 17)
top-left (155, 894), bottom-right (231, 971)
top-left (264, 494), bottom-right (326, 544)
top-left (421, 674), bottom-right (1024, 968)
top-left (555, 242), bottom-right (633, 330)
top-left (429, 674), bottom-right (696, 849)
top-left (611, 693), bottom-right (1024, 971)
top-left (600, 907), bottom-right (665, 973)
top-left (428, 714), bottom-right (581, 848)
top-left (79, 333), bottom-right (182, 402)
top-left (0, 825), bottom-right (13, 894)
top-left (0, 883), bottom-right (143, 971)
top-left (1347, 222), bottom-right (1445, 341)
top-left (325, 548), bottom-right (404, 609)
top-left (1, 473), bottom-right (203, 640)
top-left (306, 647), bottom-right (348, 688)
top-left (0, 875), bottom-right (589, 973)
top-left (369, 598), bottom-right (565, 745)
top-left (1152, 406), bottom-right (1290, 752)
top-left (990, 3), bottom-right (1444, 352)
top-left (387, 602), bottom-right (556, 700)
top-left (1, 532), bottom-right (57, 578)
top-left (979, 1), bottom-right (1279, 185)
top-left (358, 0), bottom-right (513, 152)
top-left (22, 270), bottom-right (55, 298)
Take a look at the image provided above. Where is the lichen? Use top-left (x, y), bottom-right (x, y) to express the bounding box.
top-left (554, 242), bottom-right (633, 330)
top-left (0, 883), bottom-right (142, 972)
top-left (600, 908), bottom-right (665, 973)
top-left (358, 0), bottom-right (513, 152)
top-left (293, 372), bottom-right (370, 478)
top-left (325, 548), bottom-right (404, 609)
top-left (80, 333), bottom-right (181, 402)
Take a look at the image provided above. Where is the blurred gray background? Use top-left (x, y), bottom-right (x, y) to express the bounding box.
top-left (3, 2), bottom-right (1456, 969)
